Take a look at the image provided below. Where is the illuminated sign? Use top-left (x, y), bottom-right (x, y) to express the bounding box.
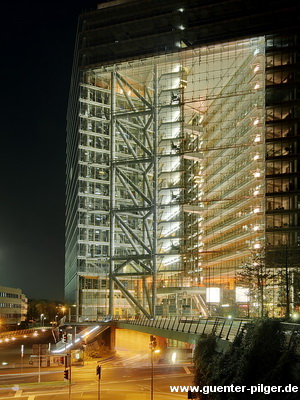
top-left (206, 287), bottom-right (220, 303)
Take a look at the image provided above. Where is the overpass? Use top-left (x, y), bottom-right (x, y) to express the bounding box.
top-left (54, 316), bottom-right (300, 355)
top-left (116, 316), bottom-right (247, 346)
top-left (55, 316), bottom-right (248, 355)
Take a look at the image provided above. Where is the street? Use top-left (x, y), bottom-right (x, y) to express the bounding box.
top-left (0, 335), bottom-right (194, 399)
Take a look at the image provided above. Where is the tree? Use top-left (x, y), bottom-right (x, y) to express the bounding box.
top-left (266, 244), bottom-right (300, 318)
top-left (237, 251), bottom-right (276, 317)
top-left (27, 299), bottom-right (65, 324)
top-left (193, 334), bottom-right (218, 392)
top-left (194, 319), bottom-right (300, 400)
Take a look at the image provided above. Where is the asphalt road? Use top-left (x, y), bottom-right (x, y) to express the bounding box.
top-left (0, 332), bottom-right (194, 399)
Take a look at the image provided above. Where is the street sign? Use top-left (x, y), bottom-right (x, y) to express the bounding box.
top-left (32, 344), bottom-right (48, 355)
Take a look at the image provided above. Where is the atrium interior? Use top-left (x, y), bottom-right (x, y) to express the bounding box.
top-left (71, 36), bottom-right (272, 319)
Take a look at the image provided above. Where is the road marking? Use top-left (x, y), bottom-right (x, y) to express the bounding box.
top-left (183, 366), bottom-right (191, 374)
top-left (28, 396), bottom-right (35, 400)
top-left (14, 390), bottom-right (23, 397)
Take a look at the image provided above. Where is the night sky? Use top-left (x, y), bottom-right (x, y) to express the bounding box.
top-left (0, 0), bottom-right (98, 301)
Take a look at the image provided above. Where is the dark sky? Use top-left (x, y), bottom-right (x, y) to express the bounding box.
top-left (0, 0), bottom-right (98, 301)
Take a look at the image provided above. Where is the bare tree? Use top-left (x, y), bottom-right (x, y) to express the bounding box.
top-left (266, 244), bottom-right (300, 318)
top-left (238, 251), bottom-right (276, 317)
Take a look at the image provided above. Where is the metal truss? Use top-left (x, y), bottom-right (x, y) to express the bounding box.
top-left (109, 68), bottom-right (159, 317)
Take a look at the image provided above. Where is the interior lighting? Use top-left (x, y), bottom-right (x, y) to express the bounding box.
top-left (254, 65), bottom-right (260, 72)
top-left (292, 313), bottom-right (299, 320)
top-left (171, 352), bottom-right (177, 363)
top-left (172, 64), bottom-right (181, 73)
top-left (253, 154), bottom-right (260, 160)
top-left (253, 243), bottom-right (261, 249)
top-left (206, 287), bottom-right (220, 303)
top-left (253, 207), bottom-right (260, 213)
top-left (162, 257), bottom-right (180, 266)
top-left (178, 8), bottom-right (184, 12)
top-left (254, 135), bottom-right (261, 142)
top-left (253, 225), bottom-right (260, 231)
top-left (253, 171), bottom-right (261, 178)
top-left (178, 25), bottom-right (185, 30)
top-left (253, 190), bottom-right (260, 196)
top-left (253, 119), bottom-right (259, 126)
top-left (236, 287), bottom-right (250, 302)
top-left (254, 83), bottom-right (260, 90)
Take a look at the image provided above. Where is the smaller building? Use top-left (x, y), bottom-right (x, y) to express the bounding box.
top-left (0, 285), bottom-right (28, 327)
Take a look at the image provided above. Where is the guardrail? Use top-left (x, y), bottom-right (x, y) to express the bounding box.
top-left (116, 316), bottom-right (300, 345)
top-left (116, 316), bottom-right (250, 341)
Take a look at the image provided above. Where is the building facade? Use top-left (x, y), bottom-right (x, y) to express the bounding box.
top-left (0, 286), bottom-right (28, 326)
top-left (65, 0), bottom-right (300, 320)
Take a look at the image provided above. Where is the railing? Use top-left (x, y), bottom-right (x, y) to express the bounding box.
top-left (116, 316), bottom-right (300, 346)
top-left (116, 316), bottom-right (250, 342)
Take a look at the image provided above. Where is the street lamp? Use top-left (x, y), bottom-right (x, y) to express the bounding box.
top-left (40, 314), bottom-right (44, 328)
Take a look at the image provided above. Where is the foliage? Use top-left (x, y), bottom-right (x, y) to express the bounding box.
top-left (27, 299), bottom-right (64, 323)
top-left (193, 334), bottom-right (218, 391)
top-left (193, 319), bottom-right (300, 400)
top-left (84, 337), bottom-right (115, 359)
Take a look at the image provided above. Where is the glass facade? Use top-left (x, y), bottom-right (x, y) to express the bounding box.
top-left (66, 3), bottom-right (300, 320)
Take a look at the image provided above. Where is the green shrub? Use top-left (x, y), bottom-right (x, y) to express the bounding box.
top-left (193, 319), bottom-right (300, 400)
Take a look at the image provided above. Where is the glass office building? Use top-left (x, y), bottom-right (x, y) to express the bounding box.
top-left (65, 0), bottom-right (300, 320)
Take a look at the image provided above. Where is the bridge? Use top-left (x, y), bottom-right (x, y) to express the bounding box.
top-left (115, 316), bottom-right (247, 346)
top-left (51, 316), bottom-right (253, 355)
top-left (54, 316), bottom-right (300, 353)
top-left (2, 316), bottom-right (299, 357)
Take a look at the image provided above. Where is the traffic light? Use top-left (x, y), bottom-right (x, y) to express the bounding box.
top-left (150, 335), bottom-right (157, 349)
top-left (64, 369), bottom-right (69, 380)
top-left (96, 365), bottom-right (102, 378)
